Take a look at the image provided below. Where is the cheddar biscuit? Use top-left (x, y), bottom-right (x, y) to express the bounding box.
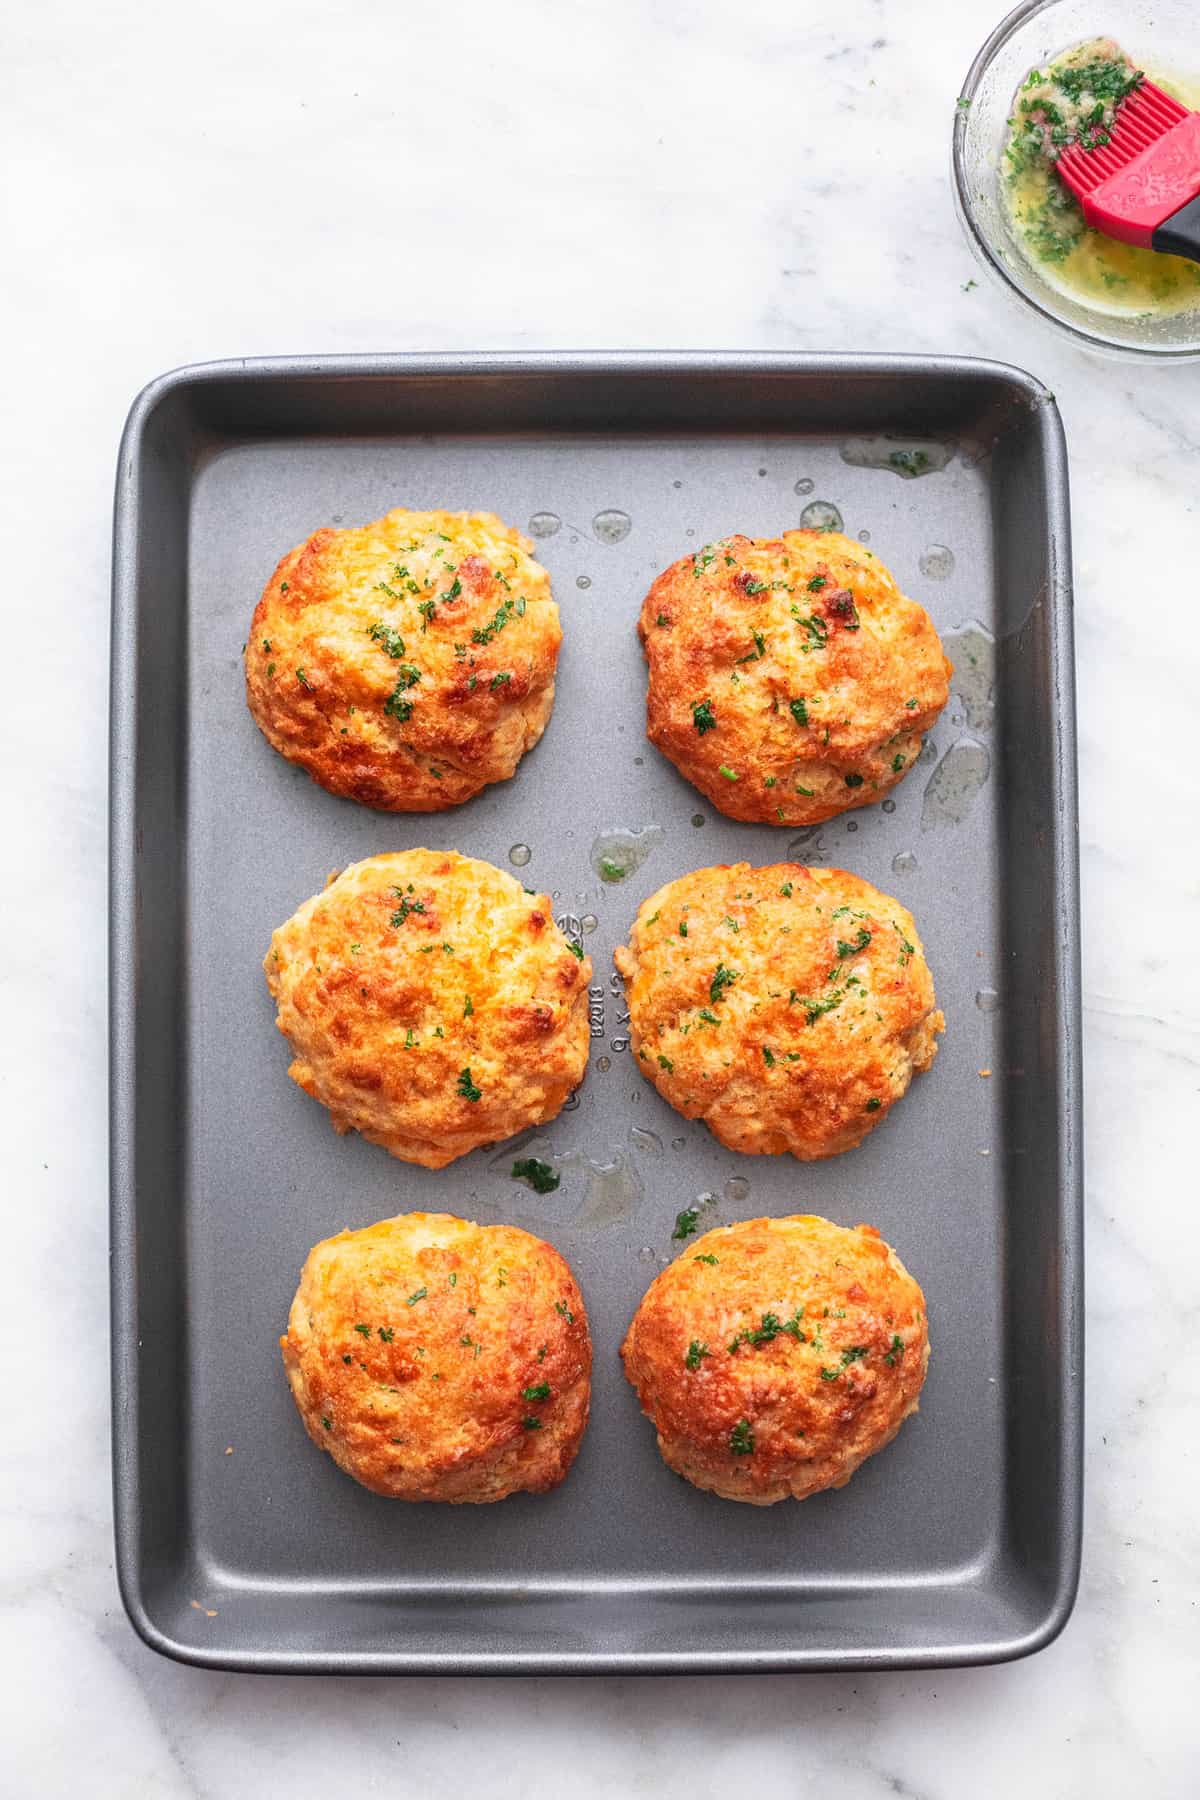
top-left (283, 1213), bottom-right (591, 1502)
top-left (246, 508), bottom-right (560, 810)
top-left (640, 530), bottom-right (950, 823)
top-left (614, 862), bottom-right (942, 1159)
top-left (621, 1214), bottom-right (929, 1503)
top-left (266, 850), bottom-right (591, 1168)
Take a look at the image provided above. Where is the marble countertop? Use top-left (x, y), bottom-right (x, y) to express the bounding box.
top-left (3, 0), bottom-right (1196, 1791)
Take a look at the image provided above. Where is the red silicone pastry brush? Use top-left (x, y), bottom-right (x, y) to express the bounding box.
top-left (1056, 79), bottom-right (1200, 261)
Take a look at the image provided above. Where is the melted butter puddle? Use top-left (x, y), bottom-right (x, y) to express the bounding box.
top-left (921, 739), bottom-right (991, 830)
top-left (943, 623), bottom-right (996, 732)
top-left (840, 438), bottom-right (954, 480)
top-left (591, 825), bottom-right (664, 884)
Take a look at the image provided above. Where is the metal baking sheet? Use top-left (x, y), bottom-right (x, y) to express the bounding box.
top-left (110, 352), bottom-right (1082, 1673)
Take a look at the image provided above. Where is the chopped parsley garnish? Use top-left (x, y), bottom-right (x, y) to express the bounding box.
top-left (892, 753), bottom-right (905, 772)
top-left (692, 699), bottom-right (716, 734)
top-left (368, 621), bottom-right (407, 658)
top-left (512, 1157), bottom-right (560, 1194)
top-left (717, 764), bottom-right (739, 781)
top-left (806, 576), bottom-right (827, 591)
top-left (865, 1097), bottom-right (882, 1112)
top-left (685, 1340), bottom-right (711, 1371)
top-left (384, 688), bottom-right (414, 722)
top-left (697, 1007), bottom-right (720, 1027)
top-left (389, 893), bottom-right (426, 927)
top-left (522, 1382), bottom-right (551, 1401)
top-left (735, 630), bottom-right (767, 662)
top-left (353, 1323), bottom-right (371, 1337)
top-left (456, 1067), bottom-right (482, 1102)
top-left (789, 697), bottom-right (808, 728)
top-left (889, 449), bottom-right (931, 477)
top-left (843, 772), bottom-right (864, 788)
top-left (406, 1287), bottom-right (428, 1306)
top-left (905, 697), bottom-right (918, 709)
top-left (655, 612), bottom-right (670, 627)
top-left (836, 927), bottom-right (872, 959)
top-left (417, 598), bottom-right (438, 630)
top-left (762, 1045), bottom-right (776, 1067)
top-left (472, 598), bottom-right (515, 645)
top-left (490, 670), bottom-right (512, 690)
top-left (693, 1252), bottom-right (719, 1266)
top-left (821, 1345), bottom-right (870, 1380)
top-left (657, 1054), bottom-right (674, 1073)
top-left (709, 962), bottom-right (739, 1005)
top-left (792, 611), bottom-right (828, 651)
top-left (295, 667), bottom-right (311, 688)
top-left (463, 994), bottom-right (474, 1015)
top-left (728, 1309), bottom-right (805, 1354)
top-left (378, 1326), bottom-right (395, 1343)
top-left (729, 1419), bottom-right (754, 1456)
top-left (803, 989), bottom-right (845, 1025)
top-left (672, 1205), bottom-right (703, 1240)
top-left (566, 939), bottom-right (584, 959)
top-left (554, 1300), bottom-right (575, 1322)
top-left (779, 881), bottom-right (793, 897)
top-left (679, 920), bottom-right (688, 937)
top-left (522, 1416), bottom-right (543, 1430)
top-left (884, 1333), bottom-right (905, 1366)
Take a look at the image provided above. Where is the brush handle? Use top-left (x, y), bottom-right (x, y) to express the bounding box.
top-left (1153, 193), bottom-right (1200, 265)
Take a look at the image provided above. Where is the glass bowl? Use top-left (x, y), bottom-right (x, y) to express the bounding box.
top-left (953, 0), bottom-right (1200, 359)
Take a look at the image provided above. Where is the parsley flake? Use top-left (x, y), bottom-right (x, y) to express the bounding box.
top-left (512, 1157), bottom-right (560, 1194)
top-left (729, 1419), bottom-right (754, 1456)
top-left (709, 962), bottom-right (739, 1005)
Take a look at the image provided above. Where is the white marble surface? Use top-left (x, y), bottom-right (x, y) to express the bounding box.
top-left (2, 0), bottom-right (1197, 1791)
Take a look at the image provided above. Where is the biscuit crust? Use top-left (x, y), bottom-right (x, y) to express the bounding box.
top-left (614, 862), bottom-right (942, 1159)
top-left (640, 530), bottom-right (950, 824)
top-left (266, 851), bottom-right (592, 1168)
top-left (246, 508), bottom-right (561, 811)
top-left (283, 1212), bottom-right (591, 1502)
top-left (621, 1214), bottom-right (929, 1504)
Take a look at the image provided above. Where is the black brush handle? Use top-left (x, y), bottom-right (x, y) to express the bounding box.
top-left (1153, 192), bottom-right (1200, 263)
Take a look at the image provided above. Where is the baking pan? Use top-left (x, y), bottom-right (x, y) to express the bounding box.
top-left (110, 352), bottom-right (1082, 1672)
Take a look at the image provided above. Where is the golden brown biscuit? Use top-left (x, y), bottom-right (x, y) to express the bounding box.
top-left (621, 1214), bottom-right (929, 1504)
top-left (614, 862), bottom-right (942, 1159)
top-left (266, 850), bottom-right (591, 1169)
top-left (283, 1212), bottom-right (591, 1502)
top-left (246, 508), bottom-right (560, 811)
top-left (640, 529), bottom-right (950, 824)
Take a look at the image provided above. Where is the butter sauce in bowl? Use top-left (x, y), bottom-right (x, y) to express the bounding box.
top-left (953, 0), bottom-right (1200, 358)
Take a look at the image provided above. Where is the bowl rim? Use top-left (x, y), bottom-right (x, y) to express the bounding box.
top-left (951, 0), bottom-right (1200, 361)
